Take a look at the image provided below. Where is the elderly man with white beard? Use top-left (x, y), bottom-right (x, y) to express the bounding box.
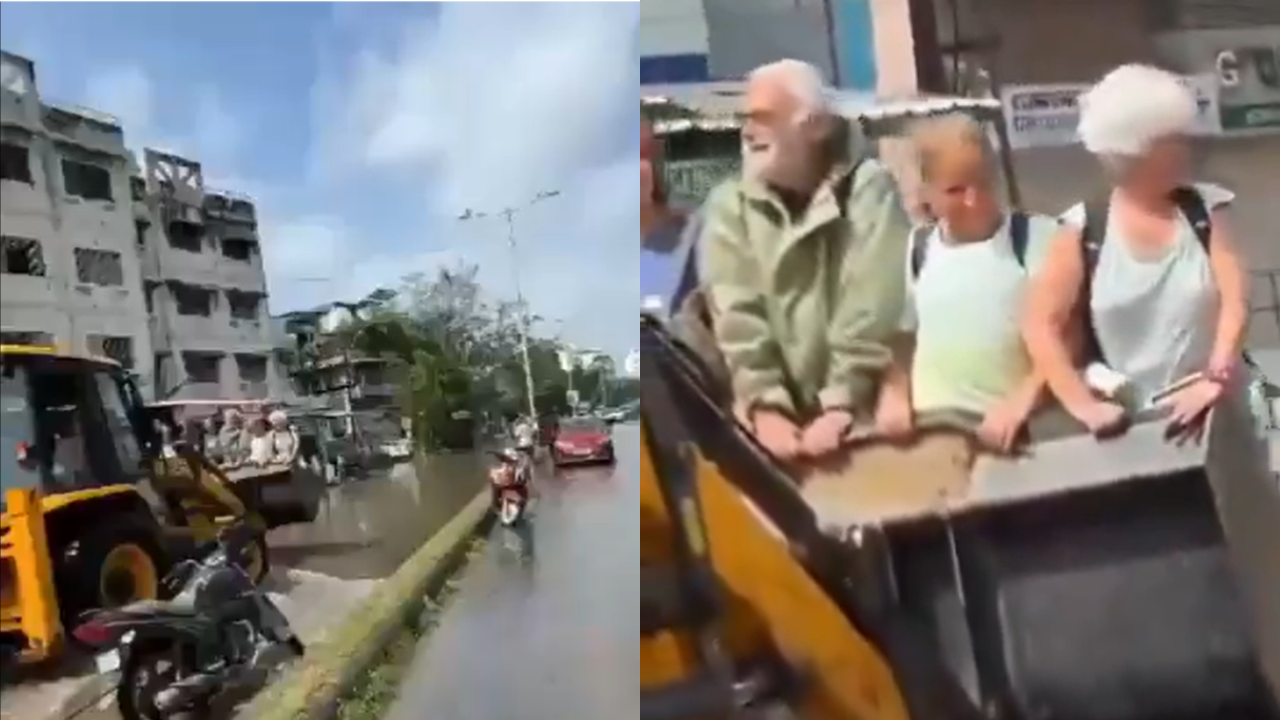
top-left (697, 59), bottom-right (913, 464)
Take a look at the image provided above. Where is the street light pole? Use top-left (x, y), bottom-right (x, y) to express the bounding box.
top-left (500, 208), bottom-right (539, 422)
top-left (459, 190), bottom-right (560, 422)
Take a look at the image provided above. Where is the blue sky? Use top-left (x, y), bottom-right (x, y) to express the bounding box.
top-left (0, 2), bottom-right (640, 361)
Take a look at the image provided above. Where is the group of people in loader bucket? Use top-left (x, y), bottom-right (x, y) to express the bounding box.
top-left (642, 59), bottom-right (1267, 463)
top-left (155, 406), bottom-right (300, 469)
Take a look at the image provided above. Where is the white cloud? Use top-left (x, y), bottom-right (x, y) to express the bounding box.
top-left (72, 4), bottom-right (642, 362)
top-left (82, 66), bottom-right (244, 169)
top-left (259, 214), bottom-right (461, 315)
top-left (82, 65), bottom-right (155, 138)
top-left (301, 3), bottom-right (640, 360)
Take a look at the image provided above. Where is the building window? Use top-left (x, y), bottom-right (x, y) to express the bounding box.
top-left (227, 290), bottom-right (261, 321)
top-left (73, 248), bottom-right (124, 286)
top-left (167, 221), bottom-right (203, 253)
top-left (0, 142), bottom-right (33, 184)
top-left (171, 282), bottom-right (215, 317)
top-left (130, 176), bottom-right (146, 202)
top-left (181, 352), bottom-right (221, 384)
top-left (135, 219), bottom-right (148, 248)
top-left (221, 237), bottom-right (256, 261)
top-left (86, 334), bottom-right (135, 369)
top-left (236, 353), bottom-right (268, 383)
top-left (1, 236), bottom-right (46, 276)
top-left (61, 158), bottom-right (114, 202)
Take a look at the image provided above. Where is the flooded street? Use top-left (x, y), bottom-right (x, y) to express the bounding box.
top-left (268, 452), bottom-right (489, 580)
top-left (386, 423), bottom-right (640, 720)
top-left (2, 452), bottom-right (493, 720)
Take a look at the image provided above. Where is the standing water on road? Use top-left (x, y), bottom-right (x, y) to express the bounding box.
top-left (386, 424), bottom-right (640, 720)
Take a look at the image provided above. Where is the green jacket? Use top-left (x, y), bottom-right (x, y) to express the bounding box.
top-left (697, 155), bottom-right (911, 419)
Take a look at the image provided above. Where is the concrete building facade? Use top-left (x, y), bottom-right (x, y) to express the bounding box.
top-left (1, 49), bottom-right (281, 398)
top-left (136, 148), bottom-right (278, 400)
top-left (1, 50), bottom-right (153, 386)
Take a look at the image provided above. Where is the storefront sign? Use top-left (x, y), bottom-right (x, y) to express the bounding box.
top-left (1001, 74), bottom-right (1221, 150)
top-left (1220, 102), bottom-right (1280, 130)
top-left (1001, 84), bottom-right (1085, 150)
top-left (1214, 44), bottom-right (1280, 131)
top-left (1154, 29), bottom-right (1280, 135)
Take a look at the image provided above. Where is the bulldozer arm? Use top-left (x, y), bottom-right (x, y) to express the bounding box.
top-left (640, 432), bottom-right (910, 720)
top-left (639, 317), bottom-right (988, 720)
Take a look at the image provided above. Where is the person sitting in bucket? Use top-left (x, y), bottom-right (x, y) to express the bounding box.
top-left (1021, 64), bottom-right (1251, 440)
top-left (698, 59), bottom-right (913, 462)
top-left (877, 114), bottom-right (1062, 452)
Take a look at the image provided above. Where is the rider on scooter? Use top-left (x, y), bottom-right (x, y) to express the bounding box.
top-left (488, 448), bottom-right (531, 509)
top-left (513, 415), bottom-right (537, 460)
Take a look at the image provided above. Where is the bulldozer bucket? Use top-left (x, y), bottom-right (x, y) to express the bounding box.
top-left (802, 395), bottom-right (1279, 720)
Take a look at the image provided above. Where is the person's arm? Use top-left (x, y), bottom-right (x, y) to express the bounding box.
top-left (1022, 225), bottom-right (1096, 410)
top-left (878, 335), bottom-right (914, 408)
top-left (699, 182), bottom-right (794, 417)
top-left (1003, 369), bottom-right (1047, 417)
top-left (824, 161), bottom-right (912, 412)
top-left (1204, 207), bottom-right (1250, 375)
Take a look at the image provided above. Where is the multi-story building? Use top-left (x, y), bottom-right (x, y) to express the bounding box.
top-left (1, 49), bottom-right (153, 384)
top-left (275, 303), bottom-right (401, 412)
top-left (136, 148), bottom-right (279, 400)
top-left (1, 49), bottom-right (282, 398)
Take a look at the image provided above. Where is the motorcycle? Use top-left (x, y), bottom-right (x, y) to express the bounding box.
top-left (72, 523), bottom-right (304, 720)
top-left (488, 448), bottom-right (531, 527)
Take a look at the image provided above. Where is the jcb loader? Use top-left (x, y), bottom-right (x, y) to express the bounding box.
top-left (639, 317), bottom-right (1279, 720)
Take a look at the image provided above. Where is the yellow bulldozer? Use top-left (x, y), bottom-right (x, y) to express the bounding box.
top-left (639, 317), bottom-right (1280, 720)
top-left (0, 345), bottom-right (276, 667)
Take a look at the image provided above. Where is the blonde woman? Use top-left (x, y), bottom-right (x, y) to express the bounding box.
top-left (1022, 64), bottom-right (1251, 437)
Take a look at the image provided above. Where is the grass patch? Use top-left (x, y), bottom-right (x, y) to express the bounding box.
top-left (334, 537), bottom-right (487, 720)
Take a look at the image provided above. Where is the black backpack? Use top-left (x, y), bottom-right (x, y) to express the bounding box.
top-left (909, 211), bottom-right (1031, 279)
top-left (1077, 187), bottom-right (1212, 364)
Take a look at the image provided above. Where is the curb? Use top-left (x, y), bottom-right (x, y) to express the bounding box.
top-left (239, 490), bottom-right (493, 720)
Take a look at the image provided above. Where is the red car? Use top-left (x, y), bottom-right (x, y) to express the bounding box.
top-left (551, 417), bottom-right (615, 466)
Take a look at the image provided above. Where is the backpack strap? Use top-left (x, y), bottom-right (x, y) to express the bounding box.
top-left (1169, 185), bottom-right (1212, 251)
top-left (1009, 210), bottom-right (1029, 268)
top-left (1078, 196), bottom-right (1111, 364)
top-left (909, 224), bottom-right (935, 280)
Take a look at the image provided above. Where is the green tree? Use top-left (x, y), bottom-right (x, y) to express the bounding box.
top-left (329, 263), bottom-right (575, 449)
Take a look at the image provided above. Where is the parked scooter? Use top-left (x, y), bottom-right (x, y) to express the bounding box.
top-left (488, 448), bottom-right (531, 527)
top-left (73, 523), bottom-right (303, 720)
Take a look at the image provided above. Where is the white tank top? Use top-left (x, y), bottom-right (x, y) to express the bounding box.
top-left (1060, 183), bottom-right (1233, 408)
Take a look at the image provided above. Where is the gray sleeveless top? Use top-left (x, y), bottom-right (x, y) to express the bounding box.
top-left (1060, 183), bottom-right (1234, 408)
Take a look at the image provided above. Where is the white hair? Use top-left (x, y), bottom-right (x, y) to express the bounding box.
top-left (268, 409), bottom-right (288, 426)
top-left (1077, 64), bottom-right (1197, 157)
top-left (747, 59), bottom-right (831, 121)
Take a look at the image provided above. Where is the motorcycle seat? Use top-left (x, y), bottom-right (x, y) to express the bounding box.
top-left (120, 599), bottom-right (200, 616)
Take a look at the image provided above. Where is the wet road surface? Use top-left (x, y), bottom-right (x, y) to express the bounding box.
top-left (268, 452), bottom-right (488, 579)
top-left (387, 423), bottom-right (640, 720)
top-left (2, 452), bottom-right (491, 720)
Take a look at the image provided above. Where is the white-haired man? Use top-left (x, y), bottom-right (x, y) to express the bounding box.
top-left (1023, 64), bottom-right (1251, 439)
top-left (698, 59), bottom-right (913, 462)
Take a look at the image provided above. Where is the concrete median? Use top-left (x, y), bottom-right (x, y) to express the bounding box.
top-left (240, 489), bottom-right (493, 720)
